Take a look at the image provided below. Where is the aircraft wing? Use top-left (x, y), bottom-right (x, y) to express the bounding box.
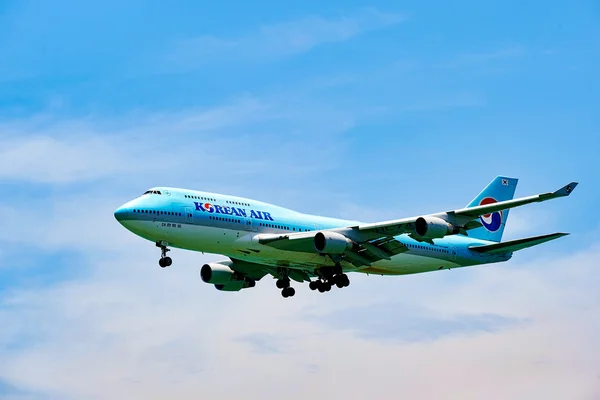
top-left (255, 231), bottom-right (409, 267)
top-left (448, 182), bottom-right (577, 219)
top-left (255, 181), bottom-right (578, 266)
top-left (351, 181), bottom-right (578, 240)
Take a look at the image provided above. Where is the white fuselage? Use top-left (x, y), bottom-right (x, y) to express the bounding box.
top-left (115, 187), bottom-right (510, 277)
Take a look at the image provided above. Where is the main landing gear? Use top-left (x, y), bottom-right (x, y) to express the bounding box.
top-left (309, 265), bottom-right (350, 293)
top-left (156, 241), bottom-right (172, 268)
top-left (276, 277), bottom-right (296, 298)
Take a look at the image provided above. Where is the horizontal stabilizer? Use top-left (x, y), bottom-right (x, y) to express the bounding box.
top-left (469, 232), bottom-right (569, 255)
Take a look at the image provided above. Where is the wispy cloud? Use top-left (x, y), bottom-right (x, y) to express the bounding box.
top-left (445, 46), bottom-right (525, 68)
top-left (0, 240), bottom-right (598, 399)
top-left (501, 208), bottom-right (552, 240)
top-left (461, 46), bottom-right (525, 62)
top-left (0, 97), bottom-right (271, 184)
top-left (0, 135), bottom-right (156, 184)
top-left (253, 9), bottom-right (404, 55)
top-left (0, 95), bottom-right (354, 187)
top-left (398, 92), bottom-right (484, 111)
top-left (161, 9), bottom-right (405, 70)
top-left (306, 304), bottom-right (527, 343)
top-left (236, 333), bottom-right (288, 354)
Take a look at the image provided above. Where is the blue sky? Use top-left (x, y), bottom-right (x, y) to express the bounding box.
top-left (1, 1), bottom-right (599, 399)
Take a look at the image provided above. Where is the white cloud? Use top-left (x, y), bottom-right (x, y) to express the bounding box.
top-left (501, 208), bottom-right (553, 240)
top-left (0, 98), bottom-right (270, 184)
top-left (162, 9), bottom-right (405, 69)
top-left (254, 9), bottom-right (404, 56)
top-left (0, 134), bottom-right (146, 184)
top-left (0, 232), bottom-right (598, 399)
top-left (0, 95), bottom-right (354, 187)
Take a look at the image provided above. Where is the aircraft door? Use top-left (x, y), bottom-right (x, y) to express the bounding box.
top-left (184, 207), bottom-right (194, 224)
top-left (448, 245), bottom-right (457, 261)
top-left (244, 217), bottom-right (256, 231)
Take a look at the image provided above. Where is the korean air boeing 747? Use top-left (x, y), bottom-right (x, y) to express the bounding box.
top-left (114, 177), bottom-right (577, 298)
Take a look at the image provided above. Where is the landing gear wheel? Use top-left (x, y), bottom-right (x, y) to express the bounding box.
top-left (309, 281), bottom-right (318, 291)
top-left (342, 274), bottom-right (350, 287)
top-left (156, 241), bottom-right (171, 268)
top-left (159, 256), bottom-right (172, 268)
top-left (332, 274), bottom-right (349, 288)
top-left (276, 278), bottom-right (290, 289)
top-left (317, 281), bottom-right (326, 293)
top-left (281, 287), bottom-right (295, 298)
top-left (317, 280), bottom-right (331, 292)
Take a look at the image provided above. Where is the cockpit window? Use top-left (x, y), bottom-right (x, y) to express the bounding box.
top-left (143, 190), bottom-right (162, 195)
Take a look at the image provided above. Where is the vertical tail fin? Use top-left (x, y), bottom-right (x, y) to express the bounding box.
top-left (465, 176), bottom-right (518, 242)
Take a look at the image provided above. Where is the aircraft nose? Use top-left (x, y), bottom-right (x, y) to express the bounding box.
top-left (114, 205), bottom-right (129, 223)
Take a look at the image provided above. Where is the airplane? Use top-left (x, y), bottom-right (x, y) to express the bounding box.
top-left (114, 177), bottom-right (578, 298)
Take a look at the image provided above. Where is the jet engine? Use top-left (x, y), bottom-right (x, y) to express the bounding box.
top-left (414, 216), bottom-right (460, 239)
top-left (201, 263), bottom-right (256, 291)
top-left (201, 263), bottom-right (237, 284)
top-left (314, 231), bottom-right (354, 254)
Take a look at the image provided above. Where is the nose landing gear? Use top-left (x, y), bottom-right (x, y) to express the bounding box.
top-left (156, 241), bottom-right (172, 268)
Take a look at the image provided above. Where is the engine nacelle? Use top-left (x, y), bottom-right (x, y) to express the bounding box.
top-left (201, 263), bottom-right (236, 284)
top-left (202, 263), bottom-right (257, 291)
top-left (215, 279), bottom-right (256, 292)
top-left (414, 216), bottom-right (460, 239)
top-left (314, 231), bottom-right (354, 254)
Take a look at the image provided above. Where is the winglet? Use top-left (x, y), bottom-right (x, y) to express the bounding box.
top-left (553, 182), bottom-right (578, 197)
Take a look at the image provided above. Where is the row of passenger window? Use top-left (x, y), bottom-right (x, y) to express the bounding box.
top-left (209, 216), bottom-right (242, 224)
top-left (225, 199), bottom-right (251, 207)
top-left (406, 243), bottom-right (449, 254)
top-left (134, 209), bottom-right (182, 216)
top-left (259, 222), bottom-right (309, 232)
top-left (185, 194), bottom-right (216, 202)
top-left (182, 194), bottom-right (252, 207)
